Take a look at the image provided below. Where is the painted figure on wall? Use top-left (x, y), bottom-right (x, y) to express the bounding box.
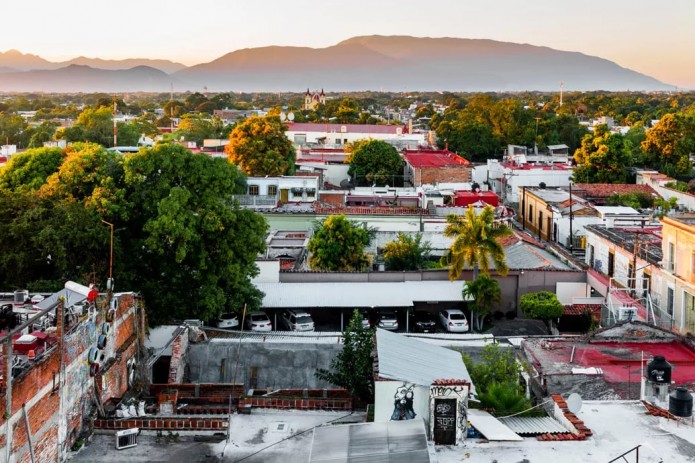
top-left (391, 384), bottom-right (416, 420)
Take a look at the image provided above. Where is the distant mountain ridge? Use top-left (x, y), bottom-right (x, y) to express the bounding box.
top-left (0, 36), bottom-right (671, 92)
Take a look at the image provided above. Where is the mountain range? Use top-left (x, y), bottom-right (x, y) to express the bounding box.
top-left (0, 36), bottom-right (672, 93)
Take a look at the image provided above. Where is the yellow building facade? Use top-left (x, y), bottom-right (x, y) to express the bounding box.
top-left (659, 214), bottom-right (695, 334)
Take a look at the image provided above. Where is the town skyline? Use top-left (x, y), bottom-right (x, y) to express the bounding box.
top-left (3, 0), bottom-right (694, 89)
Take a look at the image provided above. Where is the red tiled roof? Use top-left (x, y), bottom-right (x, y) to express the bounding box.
top-left (285, 123), bottom-right (406, 135)
top-left (574, 183), bottom-right (656, 198)
top-left (563, 304), bottom-right (602, 318)
top-left (641, 400), bottom-right (677, 419)
top-left (536, 395), bottom-right (592, 441)
top-left (403, 150), bottom-right (471, 168)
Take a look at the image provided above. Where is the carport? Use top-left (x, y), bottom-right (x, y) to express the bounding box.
top-left (255, 281), bottom-right (472, 332)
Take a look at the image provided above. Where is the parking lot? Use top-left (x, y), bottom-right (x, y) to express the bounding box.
top-left (209, 306), bottom-right (474, 334)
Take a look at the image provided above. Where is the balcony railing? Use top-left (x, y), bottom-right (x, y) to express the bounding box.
top-left (234, 195), bottom-right (278, 207)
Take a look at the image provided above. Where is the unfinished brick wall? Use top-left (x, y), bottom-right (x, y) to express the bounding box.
top-left (150, 384), bottom-right (244, 404)
top-left (413, 166), bottom-right (471, 186)
top-left (239, 389), bottom-right (352, 411)
top-left (167, 331), bottom-right (189, 384)
top-left (94, 417), bottom-right (228, 431)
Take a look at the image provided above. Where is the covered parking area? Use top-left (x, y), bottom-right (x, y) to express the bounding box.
top-left (255, 281), bottom-right (472, 332)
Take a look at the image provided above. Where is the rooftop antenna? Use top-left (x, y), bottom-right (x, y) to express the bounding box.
top-left (560, 81), bottom-right (564, 107)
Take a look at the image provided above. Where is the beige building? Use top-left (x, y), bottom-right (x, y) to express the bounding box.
top-left (659, 214), bottom-right (695, 334)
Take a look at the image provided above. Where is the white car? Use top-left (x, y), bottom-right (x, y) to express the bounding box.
top-left (214, 313), bottom-right (240, 329)
top-left (30, 294), bottom-right (45, 304)
top-left (246, 311), bottom-right (272, 332)
top-left (377, 310), bottom-right (399, 331)
top-left (280, 310), bottom-right (315, 332)
top-left (439, 309), bottom-right (469, 333)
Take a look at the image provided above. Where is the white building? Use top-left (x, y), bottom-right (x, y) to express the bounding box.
top-left (284, 122), bottom-right (425, 149)
top-left (482, 158), bottom-right (574, 203)
top-left (236, 175), bottom-right (320, 209)
top-left (373, 328), bottom-right (473, 445)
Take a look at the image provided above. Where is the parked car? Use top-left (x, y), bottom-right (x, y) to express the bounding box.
top-left (439, 309), bottom-right (469, 333)
top-left (246, 311), bottom-right (272, 332)
top-left (377, 310), bottom-right (399, 331)
top-left (30, 294), bottom-right (45, 304)
top-left (409, 310), bottom-right (437, 333)
top-left (280, 309), bottom-right (315, 332)
top-left (214, 312), bottom-right (240, 329)
top-left (360, 309), bottom-right (372, 329)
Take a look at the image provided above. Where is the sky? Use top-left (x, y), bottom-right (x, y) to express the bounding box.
top-left (3, 0), bottom-right (694, 88)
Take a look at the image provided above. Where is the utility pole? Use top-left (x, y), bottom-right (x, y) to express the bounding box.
top-left (112, 97), bottom-right (118, 147)
top-left (560, 81), bottom-right (564, 107)
top-left (101, 220), bottom-right (114, 303)
top-left (568, 182), bottom-right (573, 253)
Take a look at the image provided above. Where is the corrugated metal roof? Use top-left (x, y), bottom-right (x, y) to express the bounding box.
top-left (376, 328), bottom-right (473, 389)
top-left (310, 419), bottom-right (430, 463)
top-left (467, 409), bottom-right (523, 441)
top-left (256, 281), bottom-right (471, 309)
top-left (498, 416), bottom-right (570, 435)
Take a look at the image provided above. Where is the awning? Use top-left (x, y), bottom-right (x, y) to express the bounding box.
top-left (467, 409), bottom-right (523, 441)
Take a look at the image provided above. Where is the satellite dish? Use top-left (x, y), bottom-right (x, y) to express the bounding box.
top-left (567, 393), bottom-right (583, 414)
top-left (280, 112), bottom-right (287, 121)
top-left (288, 112), bottom-right (295, 121)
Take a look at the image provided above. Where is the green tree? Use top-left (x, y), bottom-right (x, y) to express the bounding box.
top-left (174, 113), bottom-right (216, 146)
top-left (441, 205), bottom-right (512, 280)
top-left (225, 115), bottom-right (295, 176)
top-left (307, 214), bottom-right (373, 271)
top-left (345, 139), bottom-right (403, 186)
top-left (476, 382), bottom-right (536, 417)
top-left (26, 121), bottom-right (59, 148)
top-left (0, 113), bottom-right (29, 146)
top-left (61, 106), bottom-right (115, 146)
top-left (334, 98), bottom-right (360, 123)
top-left (519, 291), bottom-right (563, 332)
top-left (315, 309), bottom-right (375, 403)
top-left (382, 233), bottom-right (432, 271)
top-left (122, 143), bottom-right (267, 324)
top-left (572, 124), bottom-right (632, 183)
top-left (641, 113), bottom-right (695, 177)
top-left (462, 343), bottom-right (520, 394)
top-left (463, 274), bottom-right (502, 332)
top-left (0, 147), bottom-right (64, 192)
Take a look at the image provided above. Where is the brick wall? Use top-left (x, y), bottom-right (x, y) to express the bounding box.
top-left (150, 384), bottom-right (244, 405)
top-left (239, 389), bottom-right (352, 411)
top-left (318, 193), bottom-right (345, 208)
top-left (414, 166), bottom-right (471, 186)
top-left (167, 331), bottom-right (188, 384)
top-left (94, 417), bottom-right (228, 431)
top-left (0, 295), bottom-right (144, 462)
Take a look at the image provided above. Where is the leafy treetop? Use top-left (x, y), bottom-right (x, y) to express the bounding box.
top-left (519, 291), bottom-right (564, 321)
top-left (225, 115), bottom-right (296, 177)
top-left (307, 214), bottom-right (373, 271)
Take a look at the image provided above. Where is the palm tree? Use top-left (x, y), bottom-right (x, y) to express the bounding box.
top-left (442, 205), bottom-right (512, 280)
top-left (463, 274), bottom-right (502, 331)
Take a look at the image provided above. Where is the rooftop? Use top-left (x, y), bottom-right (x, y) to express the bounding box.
top-left (664, 213), bottom-right (695, 227)
top-left (285, 122), bottom-right (406, 135)
top-left (573, 183), bottom-right (656, 199)
top-left (585, 224), bottom-right (663, 265)
top-left (403, 150), bottom-right (471, 168)
top-left (376, 328), bottom-right (473, 388)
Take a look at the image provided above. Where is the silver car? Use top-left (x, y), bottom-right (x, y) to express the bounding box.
top-left (377, 310), bottom-right (399, 331)
top-left (280, 310), bottom-right (315, 332)
top-left (246, 311), bottom-right (272, 332)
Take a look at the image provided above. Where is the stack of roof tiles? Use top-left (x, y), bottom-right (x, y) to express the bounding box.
top-left (537, 395), bottom-right (593, 441)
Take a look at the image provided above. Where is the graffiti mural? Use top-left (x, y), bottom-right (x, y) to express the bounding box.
top-left (391, 384), bottom-right (417, 420)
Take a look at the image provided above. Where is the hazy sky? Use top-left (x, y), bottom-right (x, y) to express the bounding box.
top-left (4, 0), bottom-right (694, 88)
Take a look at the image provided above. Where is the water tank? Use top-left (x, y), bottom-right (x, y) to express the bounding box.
top-left (647, 355), bottom-right (672, 384)
top-left (669, 387), bottom-right (693, 417)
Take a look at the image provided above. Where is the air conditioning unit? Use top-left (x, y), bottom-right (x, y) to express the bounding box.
top-left (115, 428), bottom-right (139, 450)
top-left (340, 125), bottom-right (347, 133)
top-left (617, 307), bottom-right (637, 321)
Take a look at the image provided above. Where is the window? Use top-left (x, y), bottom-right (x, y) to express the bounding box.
top-left (538, 211), bottom-right (544, 231)
top-left (628, 263), bottom-right (634, 289)
top-left (267, 185), bottom-right (277, 196)
top-left (305, 188), bottom-right (316, 198)
top-left (667, 287), bottom-right (674, 316)
top-left (528, 205), bottom-right (534, 224)
top-left (607, 251), bottom-right (615, 277)
top-left (248, 185), bottom-right (259, 195)
top-left (686, 292), bottom-right (695, 333)
top-left (692, 252), bottom-right (695, 276)
top-left (642, 270), bottom-right (651, 297)
top-left (668, 242), bottom-right (675, 272)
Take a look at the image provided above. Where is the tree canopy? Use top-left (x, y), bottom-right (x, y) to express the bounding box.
top-left (382, 233), bottom-right (432, 271)
top-left (307, 214), bottom-right (373, 271)
top-left (225, 115), bottom-right (295, 176)
top-left (519, 291), bottom-right (564, 325)
top-left (315, 309), bottom-right (375, 403)
top-left (0, 142), bottom-right (268, 325)
top-left (572, 124), bottom-right (632, 183)
top-left (641, 113), bottom-right (695, 177)
top-left (345, 139), bottom-right (403, 186)
top-left (441, 205), bottom-right (512, 279)
top-left (0, 147), bottom-right (64, 192)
